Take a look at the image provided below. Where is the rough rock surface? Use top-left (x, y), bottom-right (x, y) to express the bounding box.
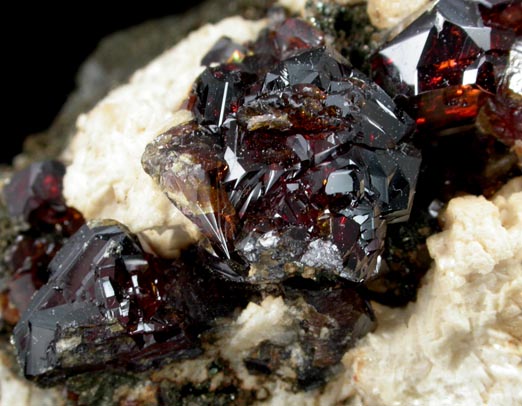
top-left (367, 0), bottom-right (431, 29)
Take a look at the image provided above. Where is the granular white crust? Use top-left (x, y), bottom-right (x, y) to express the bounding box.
top-left (367, 0), bottom-right (430, 29)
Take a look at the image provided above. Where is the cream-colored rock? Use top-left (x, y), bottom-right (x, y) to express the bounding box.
top-left (277, 0), bottom-right (307, 14)
top-left (368, 0), bottom-right (430, 29)
top-left (0, 358), bottom-right (62, 406)
top-left (62, 17), bottom-right (266, 257)
top-left (342, 177), bottom-right (522, 406)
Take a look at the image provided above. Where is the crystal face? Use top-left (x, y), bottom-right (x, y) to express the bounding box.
top-left (13, 221), bottom-right (249, 383)
top-left (143, 35), bottom-right (420, 283)
top-left (3, 160), bottom-right (66, 222)
top-left (1, 161), bottom-right (85, 325)
top-left (371, 0), bottom-right (521, 131)
top-left (477, 40), bottom-right (522, 147)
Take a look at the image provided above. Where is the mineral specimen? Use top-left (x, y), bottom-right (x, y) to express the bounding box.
top-left (371, 0), bottom-right (521, 132)
top-left (12, 221), bottom-right (250, 384)
top-left (3, 2), bottom-right (521, 405)
top-left (143, 18), bottom-right (421, 284)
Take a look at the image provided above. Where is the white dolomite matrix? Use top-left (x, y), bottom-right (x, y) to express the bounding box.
top-left (367, 0), bottom-right (430, 29)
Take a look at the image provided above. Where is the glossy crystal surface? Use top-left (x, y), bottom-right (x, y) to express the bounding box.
top-left (143, 33), bottom-right (420, 283)
top-left (371, 0), bottom-right (521, 131)
top-left (13, 221), bottom-right (249, 383)
top-left (477, 40), bottom-right (522, 147)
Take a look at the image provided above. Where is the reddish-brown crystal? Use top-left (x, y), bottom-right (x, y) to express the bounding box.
top-left (5, 235), bottom-right (60, 317)
top-left (3, 161), bottom-right (66, 222)
top-left (254, 17), bottom-right (325, 60)
top-left (13, 221), bottom-right (251, 383)
top-left (1, 160), bottom-right (85, 325)
top-left (143, 42), bottom-right (420, 284)
top-left (371, 0), bottom-right (519, 132)
top-left (480, 1), bottom-right (522, 35)
top-left (477, 41), bottom-right (522, 147)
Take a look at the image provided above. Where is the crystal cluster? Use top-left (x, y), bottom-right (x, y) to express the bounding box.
top-left (12, 220), bottom-right (251, 384)
top-left (3, 159), bottom-right (373, 386)
top-left (371, 0), bottom-right (521, 132)
top-left (3, 164), bottom-right (255, 384)
top-left (143, 18), bottom-right (421, 284)
top-left (366, 0), bottom-right (522, 305)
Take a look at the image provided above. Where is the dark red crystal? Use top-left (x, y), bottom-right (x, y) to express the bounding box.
top-left (143, 21), bottom-right (420, 284)
top-left (201, 37), bottom-right (247, 67)
top-left (480, 1), bottom-right (522, 35)
top-left (3, 161), bottom-right (66, 223)
top-left (371, 0), bottom-right (519, 132)
top-left (253, 17), bottom-right (326, 61)
top-left (477, 40), bottom-right (522, 147)
top-left (1, 161), bottom-right (85, 325)
top-left (13, 221), bottom-right (250, 383)
top-left (5, 235), bottom-right (60, 316)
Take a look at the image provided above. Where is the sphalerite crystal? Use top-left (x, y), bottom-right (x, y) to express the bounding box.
top-left (142, 19), bottom-right (421, 284)
top-left (477, 40), bottom-right (522, 148)
top-left (6, 17), bottom-right (405, 386)
top-left (12, 220), bottom-right (251, 384)
top-left (371, 0), bottom-right (521, 132)
top-left (0, 161), bottom-right (84, 325)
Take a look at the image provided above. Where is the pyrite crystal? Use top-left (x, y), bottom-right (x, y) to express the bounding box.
top-left (143, 19), bottom-right (421, 284)
top-left (371, 0), bottom-right (521, 132)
